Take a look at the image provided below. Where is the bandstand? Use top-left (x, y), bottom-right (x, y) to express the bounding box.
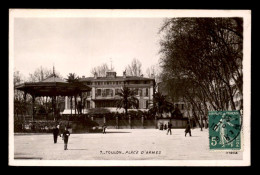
top-left (15, 74), bottom-right (91, 121)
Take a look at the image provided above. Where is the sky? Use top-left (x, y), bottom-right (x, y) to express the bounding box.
top-left (14, 17), bottom-right (165, 79)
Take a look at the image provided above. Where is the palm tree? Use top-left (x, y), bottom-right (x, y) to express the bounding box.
top-left (149, 91), bottom-right (174, 118)
top-left (116, 86), bottom-right (139, 116)
top-left (66, 73), bottom-right (79, 116)
top-left (66, 73), bottom-right (79, 83)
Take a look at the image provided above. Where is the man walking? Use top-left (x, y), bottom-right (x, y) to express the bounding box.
top-left (167, 122), bottom-right (172, 135)
top-left (62, 127), bottom-right (70, 150)
top-left (185, 121), bottom-right (192, 137)
top-left (52, 125), bottom-right (60, 144)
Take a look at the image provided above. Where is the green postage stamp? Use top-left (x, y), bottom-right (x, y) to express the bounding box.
top-left (209, 111), bottom-right (242, 150)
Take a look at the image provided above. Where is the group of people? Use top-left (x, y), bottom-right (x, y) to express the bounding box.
top-left (52, 123), bottom-right (107, 150)
top-left (52, 121), bottom-right (192, 151)
top-left (52, 125), bottom-right (71, 150)
top-left (161, 121), bottom-right (192, 137)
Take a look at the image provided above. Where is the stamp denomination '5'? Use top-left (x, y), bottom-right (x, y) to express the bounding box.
top-left (209, 111), bottom-right (241, 150)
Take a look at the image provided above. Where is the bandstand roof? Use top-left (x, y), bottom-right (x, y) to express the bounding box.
top-left (15, 74), bottom-right (91, 97)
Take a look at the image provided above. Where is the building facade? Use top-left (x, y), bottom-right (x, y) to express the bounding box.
top-left (63, 71), bottom-right (155, 114)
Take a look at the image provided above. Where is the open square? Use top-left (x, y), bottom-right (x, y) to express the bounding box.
top-left (14, 128), bottom-right (242, 160)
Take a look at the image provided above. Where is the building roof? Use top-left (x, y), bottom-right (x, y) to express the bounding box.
top-left (41, 74), bottom-right (66, 83)
top-left (79, 76), bottom-right (155, 82)
top-left (15, 74), bottom-right (91, 97)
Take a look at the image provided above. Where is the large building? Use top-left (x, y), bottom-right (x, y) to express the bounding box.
top-left (63, 71), bottom-right (155, 114)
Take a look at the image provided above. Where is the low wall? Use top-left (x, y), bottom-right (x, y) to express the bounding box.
top-left (14, 115), bottom-right (189, 133)
top-left (157, 119), bottom-right (188, 128)
top-left (144, 120), bottom-right (157, 129)
top-left (91, 117), bottom-right (188, 129)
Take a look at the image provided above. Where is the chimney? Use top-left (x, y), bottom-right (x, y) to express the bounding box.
top-left (106, 71), bottom-right (117, 78)
top-left (94, 72), bottom-right (98, 79)
top-left (123, 71), bottom-right (126, 78)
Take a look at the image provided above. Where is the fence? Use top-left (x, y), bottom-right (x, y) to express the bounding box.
top-left (90, 116), bottom-right (188, 129)
top-left (14, 114), bottom-right (189, 133)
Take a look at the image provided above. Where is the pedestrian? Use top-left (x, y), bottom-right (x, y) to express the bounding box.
top-left (185, 121), bottom-right (192, 137)
top-left (164, 124), bottom-right (167, 130)
top-left (167, 122), bottom-right (172, 135)
top-left (52, 125), bottom-right (60, 144)
top-left (62, 127), bottom-right (70, 150)
top-left (102, 123), bottom-right (107, 134)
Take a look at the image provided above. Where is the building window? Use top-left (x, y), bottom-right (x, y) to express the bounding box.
top-left (115, 89), bottom-right (121, 95)
top-left (139, 89), bottom-right (142, 97)
top-left (86, 101), bottom-right (90, 108)
top-left (145, 88), bottom-right (149, 96)
top-left (181, 104), bottom-right (184, 110)
top-left (146, 100), bottom-right (149, 109)
top-left (133, 88), bottom-right (138, 96)
top-left (97, 89), bottom-right (101, 96)
top-left (106, 89), bottom-right (110, 96)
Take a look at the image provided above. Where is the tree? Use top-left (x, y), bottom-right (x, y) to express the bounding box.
top-left (148, 91), bottom-right (174, 118)
top-left (28, 66), bottom-right (62, 83)
top-left (66, 73), bottom-right (79, 83)
top-left (125, 58), bottom-right (143, 76)
top-left (66, 73), bottom-right (80, 115)
top-left (146, 65), bottom-right (156, 79)
top-left (14, 71), bottom-right (27, 119)
top-left (116, 86), bottom-right (139, 115)
top-left (146, 64), bottom-right (162, 83)
top-left (159, 18), bottom-right (243, 117)
top-left (90, 63), bottom-right (113, 77)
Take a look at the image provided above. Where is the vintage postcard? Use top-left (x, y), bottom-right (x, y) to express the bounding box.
top-left (9, 9), bottom-right (251, 166)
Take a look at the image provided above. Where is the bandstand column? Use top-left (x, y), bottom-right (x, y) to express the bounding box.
top-left (80, 92), bottom-right (83, 114)
top-left (23, 92), bottom-right (27, 122)
top-left (32, 94), bottom-right (35, 121)
top-left (70, 96), bottom-right (73, 118)
top-left (51, 96), bottom-right (54, 119)
top-left (23, 92), bottom-right (27, 102)
top-left (52, 96), bottom-right (57, 121)
top-left (54, 96), bottom-right (57, 121)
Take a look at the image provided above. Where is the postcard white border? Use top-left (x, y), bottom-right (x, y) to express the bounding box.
top-left (9, 9), bottom-right (251, 166)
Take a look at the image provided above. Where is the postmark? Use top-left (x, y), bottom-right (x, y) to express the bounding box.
top-left (209, 111), bottom-right (242, 150)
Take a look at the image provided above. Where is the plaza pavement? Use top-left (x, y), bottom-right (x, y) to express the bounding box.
top-left (14, 128), bottom-right (243, 160)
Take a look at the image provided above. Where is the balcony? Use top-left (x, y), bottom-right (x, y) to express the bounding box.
top-left (94, 94), bottom-right (121, 100)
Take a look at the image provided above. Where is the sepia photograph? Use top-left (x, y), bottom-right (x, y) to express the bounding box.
top-left (8, 9), bottom-right (251, 166)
